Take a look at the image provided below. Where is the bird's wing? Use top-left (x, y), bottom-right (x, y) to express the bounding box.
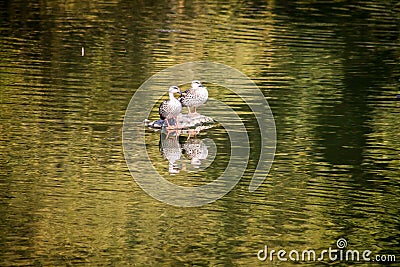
top-left (159, 100), bottom-right (168, 120)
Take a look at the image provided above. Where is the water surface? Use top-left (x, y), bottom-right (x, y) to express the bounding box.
top-left (1, 0), bottom-right (399, 266)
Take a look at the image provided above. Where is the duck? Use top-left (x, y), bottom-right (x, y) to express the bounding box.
top-left (159, 86), bottom-right (182, 129)
top-left (179, 80), bottom-right (208, 115)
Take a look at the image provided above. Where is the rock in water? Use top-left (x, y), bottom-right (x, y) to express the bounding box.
top-left (146, 113), bottom-right (214, 129)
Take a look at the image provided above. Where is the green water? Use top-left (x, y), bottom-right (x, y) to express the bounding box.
top-left (1, 0), bottom-right (399, 266)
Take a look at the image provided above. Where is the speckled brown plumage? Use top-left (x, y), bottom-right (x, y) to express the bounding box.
top-left (179, 80), bottom-right (208, 114)
top-left (159, 86), bottom-right (182, 128)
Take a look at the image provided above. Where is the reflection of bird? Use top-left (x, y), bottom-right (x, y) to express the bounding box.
top-left (183, 138), bottom-right (208, 168)
top-left (179, 80), bottom-right (208, 115)
top-left (160, 132), bottom-right (182, 174)
top-left (159, 86), bottom-right (182, 129)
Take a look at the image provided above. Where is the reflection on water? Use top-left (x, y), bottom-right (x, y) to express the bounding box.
top-left (159, 129), bottom-right (213, 174)
top-left (182, 137), bottom-right (209, 169)
top-left (1, 0), bottom-right (400, 266)
top-left (160, 131), bottom-right (183, 174)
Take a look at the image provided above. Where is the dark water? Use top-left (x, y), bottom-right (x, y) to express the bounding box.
top-left (1, 0), bottom-right (400, 266)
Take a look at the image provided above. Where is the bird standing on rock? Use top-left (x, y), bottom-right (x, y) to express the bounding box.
top-left (159, 86), bottom-right (182, 129)
top-left (179, 80), bottom-right (208, 115)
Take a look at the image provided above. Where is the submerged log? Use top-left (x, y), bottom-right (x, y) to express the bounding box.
top-left (146, 113), bottom-right (215, 129)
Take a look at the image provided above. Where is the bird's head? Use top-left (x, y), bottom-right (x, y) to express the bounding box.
top-left (191, 80), bottom-right (202, 89)
top-left (168, 85), bottom-right (181, 95)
